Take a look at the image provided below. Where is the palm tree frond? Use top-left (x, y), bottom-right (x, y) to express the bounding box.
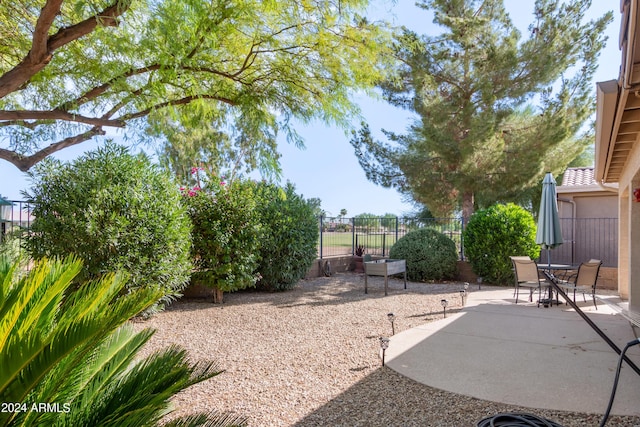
top-left (163, 411), bottom-right (248, 427)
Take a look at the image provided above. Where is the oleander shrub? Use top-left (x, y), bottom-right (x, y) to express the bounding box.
top-left (463, 203), bottom-right (540, 285)
top-left (389, 228), bottom-right (458, 281)
top-left (253, 182), bottom-right (318, 291)
top-left (184, 179), bottom-right (262, 300)
top-left (24, 143), bottom-right (192, 308)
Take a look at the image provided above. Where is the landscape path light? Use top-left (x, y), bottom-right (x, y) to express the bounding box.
top-left (387, 312), bottom-right (396, 335)
top-left (0, 196), bottom-right (12, 241)
top-left (0, 197), bottom-right (11, 222)
top-left (379, 337), bottom-right (390, 366)
top-left (460, 282), bottom-right (469, 306)
top-left (441, 299), bottom-right (449, 318)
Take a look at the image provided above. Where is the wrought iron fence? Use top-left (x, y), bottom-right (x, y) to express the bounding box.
top-left (318, 216), bottom-right (619, 268)
top-left (318, 216), bottom-right (464, 260)
top-left (0, 203), bottom-right (619, 269)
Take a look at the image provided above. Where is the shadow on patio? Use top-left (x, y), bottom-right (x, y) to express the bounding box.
top-left (385, 288), bottom-right (640, 417)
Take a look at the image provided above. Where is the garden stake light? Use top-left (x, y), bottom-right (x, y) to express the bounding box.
top-left (379, 337), bottom-right (390, 366)
top-left (460, 282), bottom-right (469, 306)
top-left (387, 312), bottom-right (396, 335)
top-left (441, 299), bottom-right (449, 318)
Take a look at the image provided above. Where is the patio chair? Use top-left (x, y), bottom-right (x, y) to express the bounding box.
top-left (556, 260), bottom-right (602, 309)
top-left (511, 257), bottom-right (551, 307)
top-left (510, 256), bottom-right (532, 297)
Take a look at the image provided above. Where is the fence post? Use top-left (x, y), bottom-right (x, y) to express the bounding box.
top-left (352, 217), bottom-right (356, 255)
top-left (382, 233), bottom-right (386, 257)
top-left (395, 217), bottom-right (399, 248)
top-left (319, 215), bottom-right (323, 259)
top-left (460, 216), bottom-right (465, 261)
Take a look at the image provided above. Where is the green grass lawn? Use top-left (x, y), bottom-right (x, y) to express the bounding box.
top-left (318, 230), bottom-right (462, 257)
top-left (318, 232), bottom-right (401, 257)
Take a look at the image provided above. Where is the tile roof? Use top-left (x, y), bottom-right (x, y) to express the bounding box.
top-left (561, 167), bottom-right (595, 187)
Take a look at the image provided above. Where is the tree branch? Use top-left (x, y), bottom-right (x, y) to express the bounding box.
top-left (0, 127), bottom-right (105, 172)
top-left (0, 0), bottom-right (131, 99)
top-left (0, 110), bottom-right (125, 128)
top-left (48, 1), bottom-right (130, 50)
top-left (58, 62), bottom-right (249, 112)
top-left (57, 64), bottom-right (162, 111)
top-left (123, 95), bottom-right (238, 121)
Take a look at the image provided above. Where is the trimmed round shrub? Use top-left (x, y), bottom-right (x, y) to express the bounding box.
top-left (389, 228), bottom-right (458, 281)
top-left (253, 182), bottom-right (319, 291)
top-left (463, 203), bottom-right (540, 285)
top-left (25, 143), bottom-right (192, 306)
top-left (184, 179), bottom-right (262, 296)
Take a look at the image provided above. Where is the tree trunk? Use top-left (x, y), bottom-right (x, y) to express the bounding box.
top-left (462, 191), bottom-right (474, 222)
top-left (212, 287), bottom-right (224, 304)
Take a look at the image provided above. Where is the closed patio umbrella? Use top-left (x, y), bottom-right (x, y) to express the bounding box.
top-left (536, 172), bottom-right (563, 269)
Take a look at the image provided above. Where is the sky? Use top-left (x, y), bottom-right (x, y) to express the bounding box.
top-left (0, 1), bottom-right (623, 217)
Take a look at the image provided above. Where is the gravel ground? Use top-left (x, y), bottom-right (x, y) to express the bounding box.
top-left (131, 273), bottom-right (640, 427)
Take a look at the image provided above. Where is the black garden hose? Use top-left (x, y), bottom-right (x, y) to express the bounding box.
top-left (599, 338), bottom-right (640, 427)
top-left (477, 412), bottom-right (563, 427)
top-left (477, 338), bottom-right (640, 427)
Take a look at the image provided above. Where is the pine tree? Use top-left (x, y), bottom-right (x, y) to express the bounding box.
top-left (351, 0), bottom-right (612, 219)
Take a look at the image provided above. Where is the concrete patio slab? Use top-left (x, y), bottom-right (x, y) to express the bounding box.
top-left (385, 287), bottom-right (640, 416)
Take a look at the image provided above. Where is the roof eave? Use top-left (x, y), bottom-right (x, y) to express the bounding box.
top-left (595, 80), bottom-right (621, 183)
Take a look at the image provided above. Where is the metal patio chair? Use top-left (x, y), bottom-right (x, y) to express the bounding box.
top-left (510, 256), bottom-right (532, 297)
top-left (556, 260), bottom-right (602, 309)
top-left (511, 257), bottom-right (551, 307)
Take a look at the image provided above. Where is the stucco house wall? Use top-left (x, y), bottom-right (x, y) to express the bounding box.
top-left (550, 168), bottom-right (619, 268)
top-left (594, 0), bottom-right (640, 308)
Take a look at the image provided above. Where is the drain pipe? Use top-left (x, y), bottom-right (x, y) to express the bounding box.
top-left (558, 197), bottom-right (576, 265)
top-left (597, 181), bottom-right (619, 193)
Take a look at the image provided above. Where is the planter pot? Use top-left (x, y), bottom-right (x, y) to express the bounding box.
top-left (352, 255), bottom-right (364, 273)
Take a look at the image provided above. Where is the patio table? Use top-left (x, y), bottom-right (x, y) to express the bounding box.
top-left (537, 263), bottom-right (578, 281)
top-left (537, 264), bottom-right (578, 306)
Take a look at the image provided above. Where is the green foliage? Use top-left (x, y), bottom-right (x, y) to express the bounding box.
top-left (463, 203), bottom-right (540, 285)
top-left (351, 0), bottom-right (612, 218)
top-left (354, 213), bottom-right (379, 231)
top-left (307, 197), bottom-right (324, 218)
top-left (1, 0), bottom-right (393, 172)
top-left (253, 182), bottom-right (319, 291)
top-left (334, 223), bottom-right (350, 232)
top-left (0, 256), bottom-right (244, 427)
top-left (0, 234), bottom-right (21, 264)
top-left (389, 228), bottom-right (458, 281)
top-left (24, 144), bottom-right (192, 307)
top-left (185, 180), bottom-right (262, 293)
top-left (380, 213), bottom-right (398, 229)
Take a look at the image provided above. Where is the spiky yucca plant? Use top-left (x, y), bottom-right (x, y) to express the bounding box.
top-left (0, 256), bottom-right (245, 427)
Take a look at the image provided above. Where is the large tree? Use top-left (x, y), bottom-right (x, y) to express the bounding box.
top-left (0, 0), bottom-right (391, 172)
top-left (350, 0), bottom-right (612, 219)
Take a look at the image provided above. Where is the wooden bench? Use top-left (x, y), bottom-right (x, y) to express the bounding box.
top-left (364, 259), bottom-right (407, 296)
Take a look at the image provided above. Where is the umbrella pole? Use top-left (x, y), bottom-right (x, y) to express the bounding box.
top-left (547, 248), bottom-right (552, 305)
